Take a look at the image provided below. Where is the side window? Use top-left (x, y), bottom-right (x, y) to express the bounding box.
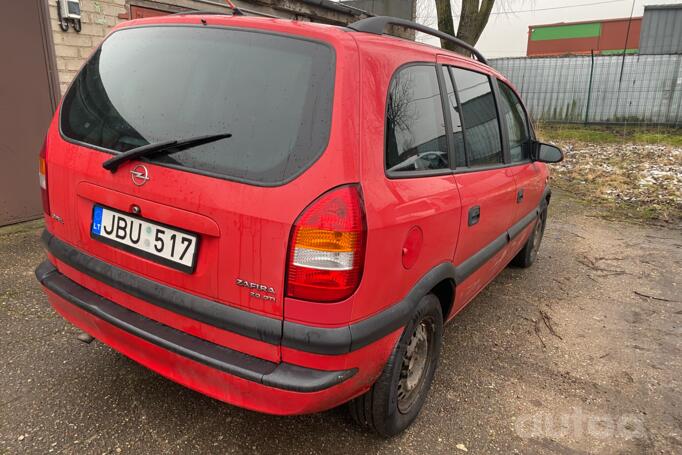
top-left (441, 67), bottom-right (467, 167)
top-left (386, 65), bottom-right (449, 173)
top-left (451, 67), bottom-right (503, 166)
top-left (498, 82), bottom-right (532, 162)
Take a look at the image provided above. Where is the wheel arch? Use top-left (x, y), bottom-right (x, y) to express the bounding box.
top-left (431, 278), bottom-right (455, 321)
top-left (286, 262), bottom-right (458, 354)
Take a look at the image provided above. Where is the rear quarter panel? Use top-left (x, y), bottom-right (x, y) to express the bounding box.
top-left (354, 36), bottom-right (462, 323)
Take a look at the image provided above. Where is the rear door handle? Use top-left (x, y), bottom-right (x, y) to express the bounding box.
top-left (517, 189), bottom-right (524, 203)
top-left (468, 205), bottom-right (480, 226)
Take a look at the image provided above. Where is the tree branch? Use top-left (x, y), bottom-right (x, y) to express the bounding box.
top-left (434, 0), bottom-right (497, 56)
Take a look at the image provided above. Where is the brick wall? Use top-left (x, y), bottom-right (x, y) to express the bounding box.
top-left (49, 0), bottom-right (127, 94)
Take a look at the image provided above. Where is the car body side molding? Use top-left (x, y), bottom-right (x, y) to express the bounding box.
top-left (284, 192), bottom-right (548, 354)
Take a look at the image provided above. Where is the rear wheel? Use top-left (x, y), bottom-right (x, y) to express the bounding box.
top-left (511, 208), bottom-right (547, 268)
top-left (349, 294), bottom-right (443, 437)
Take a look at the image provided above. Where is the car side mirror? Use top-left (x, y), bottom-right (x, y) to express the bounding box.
top-left (533, 142), bottom-right (564, 163)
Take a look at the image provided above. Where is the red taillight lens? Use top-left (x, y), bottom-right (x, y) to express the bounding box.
top-left (286, 185), bottom-right (366, 302)
top-left (38, 139), bottom-right (49, 215)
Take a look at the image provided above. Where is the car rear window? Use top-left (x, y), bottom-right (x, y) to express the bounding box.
top-left (60, 26), bottom-right (335, 185)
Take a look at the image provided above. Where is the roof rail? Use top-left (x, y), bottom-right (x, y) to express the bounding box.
top-left (347, 16), bottom-right (488, 65)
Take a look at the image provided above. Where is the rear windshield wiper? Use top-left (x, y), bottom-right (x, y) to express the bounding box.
top-left (102, 133), bottom-right (232, 172)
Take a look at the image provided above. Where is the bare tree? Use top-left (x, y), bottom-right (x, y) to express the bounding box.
top-left (435, 0), bottom-right (496, 54)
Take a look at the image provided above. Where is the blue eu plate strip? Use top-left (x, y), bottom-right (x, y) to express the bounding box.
top-left (91, 205), bottom-right (103, 235)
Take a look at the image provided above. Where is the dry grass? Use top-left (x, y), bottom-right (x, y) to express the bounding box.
top-left (537, 125), bottom-right (682, 224)
top-left (537, 124), bottom-right (682, 147)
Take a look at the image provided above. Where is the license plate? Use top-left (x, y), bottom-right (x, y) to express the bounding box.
top-left (91, 205), bottom-right (198, 273)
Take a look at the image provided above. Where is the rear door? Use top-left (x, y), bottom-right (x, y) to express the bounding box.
top-left (46, 24), bottom-right (353, 359)
top-left (438, 61), bottom-right (517, 310)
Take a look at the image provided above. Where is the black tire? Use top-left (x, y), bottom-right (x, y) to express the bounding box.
top-left (349, 294), bottom-right (443, 437)
top-left (511, 208), bottom-right (547, 268)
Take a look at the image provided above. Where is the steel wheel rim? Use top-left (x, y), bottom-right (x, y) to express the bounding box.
top-left (397, 319), bottom-right (433, 414)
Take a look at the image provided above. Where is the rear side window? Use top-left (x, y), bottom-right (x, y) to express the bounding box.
top-left (498, 82), bottom-right (532, 162)
top-left (386, 65), bottom-right (449, 174)
top-left (451, 67), bottom-right (503, 166)
top-left (60, 26), bottom-right (335, 185)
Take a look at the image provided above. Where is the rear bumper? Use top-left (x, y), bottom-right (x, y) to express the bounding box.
top-left (41, 230), bottom-right (407, 355)
top-left (35, 261), bottom-right (363, 414)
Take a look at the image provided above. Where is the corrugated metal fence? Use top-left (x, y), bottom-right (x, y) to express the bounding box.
top-left (641, 5), bottom-right (682, 54)
top-left (491, 54), bottom-right (682, 126)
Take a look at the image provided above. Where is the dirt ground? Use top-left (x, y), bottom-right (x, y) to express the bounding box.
top-left (0, 189), bottom-right (680, 454)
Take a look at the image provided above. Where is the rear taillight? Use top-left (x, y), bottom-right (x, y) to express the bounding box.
top-left (286, 185), bottom-right (366, 302)
top-left (38, 139), bottom-right (49, 215)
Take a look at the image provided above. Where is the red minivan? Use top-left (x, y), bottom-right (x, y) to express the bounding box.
top-left (35, 14), bottom-right (563, 436)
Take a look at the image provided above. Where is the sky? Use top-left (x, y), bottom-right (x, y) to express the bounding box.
top-left (412, 0), bottom-right (682, 57)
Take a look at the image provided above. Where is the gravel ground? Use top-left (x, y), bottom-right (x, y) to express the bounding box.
top-left (1, 190), bottom-right (680, 454)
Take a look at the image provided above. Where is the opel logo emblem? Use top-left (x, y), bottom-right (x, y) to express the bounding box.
top-left (130, 165), bottom-right (150, 186)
